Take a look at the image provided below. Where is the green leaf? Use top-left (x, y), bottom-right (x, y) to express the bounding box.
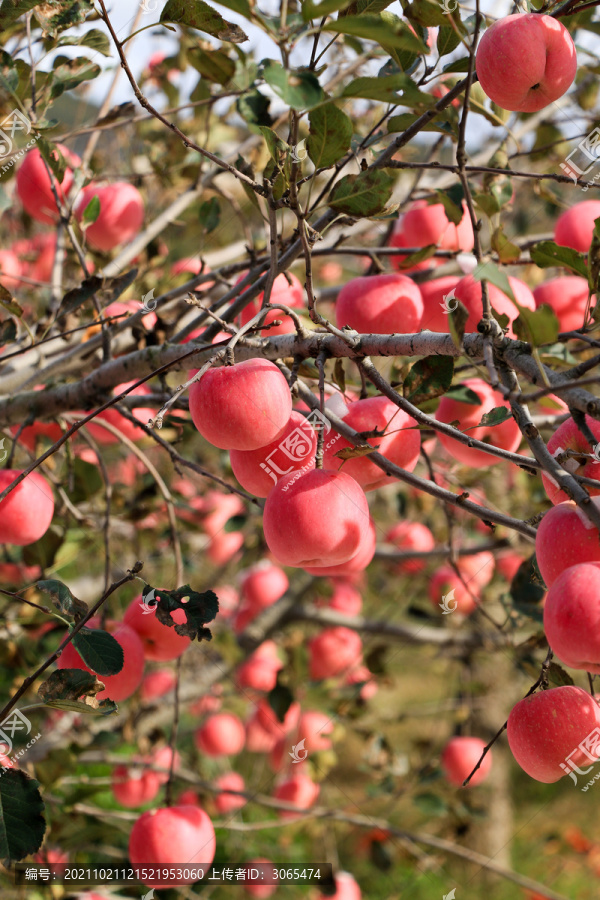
top-left (447, 299), bottom-right (469, 350)
top-left (388, 112), bottom-right (455, 136)
top-left (37, 669), bottom-right (117, 715)
top-left (513, 304), bottom-right (560, 348)
top-left (437, 24), bottom-right (462, 56)
top-left (267, 681), bottom-right (294, 722)
top-left (0, 284), bottom-right (22, 317)
top-left (394, 244), bottom-right (438, 270)
top-left (491, 226), bottom-right (521, 263)
top-left (0, 319), bottom-right (16, 346)
top-left (434, 187), bottom-right (463, 225)
top-left (212, 0), bottom-right (251, 15)
top-left (262, 61), bottom-right (324, 110)
top-left (405, 0), bottom-right (451, 26)
top-left (529, 240), bottom-right (588, 279)
top-left (335, 443), bottom-right (377, 460)
top-left (35, 0), bottom-right (93, 36)
top-left (36, 138), bottom-right (69, 184)
top-left (444, 384), bottom-right (481, 405)
top-left (328, 169), bottom-right (395, 218)
top-left (0, 770), bottom-right (45, 860)
top-left (302, 0), bottom-right (353, 19)
top-left (546, 662), bottom-right (575, 687)
top-left (259, 124), bottom-right (288, 161)
top-left (237, 89), bottom-right (272, 126)
top-left (188, 48), bottom-right (236, 85)
top-left (57, 28), bottom-right (111, 56)
top-left (71, 627), bottom-right (124, 677)
top-left (472, 261), bottom-right (515, 303)
top-left (307, 103), bottom-right (353, 169)
top-left (323, 14), bottom-right (428, 54)
top-left (476, 406), bottom-right (513, 428)
top-left (22, 526), bottom-right (63, 569)
top-left (342, 72), bottom-right (433, 104)
top-left (342, 0), bottom-right (395, 14)
top-left (36, 579), bottom-right (88, 620)
top-left (199, 197), bottom-right (220, 233)
top-left (67, 457), bottom-right (104, 504)
top-left (50, 56), bottom-right (100, 100)
top-left (160, 0), bottom-right (248, 42)
top-left (153, 584), bottom-right (219, 641)
top-left (82, 193), bottom-right (100, 225)
top-left (403, 355), bottom-right (454, 405)
top-left (0, 0), bottom-right (39, 31)
top-left (414, 792), bottom-right (448, 816)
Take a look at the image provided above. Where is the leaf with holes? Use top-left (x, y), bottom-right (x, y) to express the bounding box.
top-left (0, 770), bottom-right (45, 859)
top-left (36, 579), bottom-right (88, 620)
top-left (37, 669), bottom-right (117, 715)
top-left (161, 0), bottom-right (248, 42)
top-left (153, 584), bottom-right (219, 641)
top-left (476, 406), bottom-right (513, 428)
top-left (404, 355), bottom-right (454, 406)
top-left (71, 627), bottom-right (124, 676)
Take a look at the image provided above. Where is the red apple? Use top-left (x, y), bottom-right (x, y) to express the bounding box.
top-left (141, 668), bottom-right (177, 701)
top-left (296, 710), bottom-right (334, 752)
top-left (533, 276), bottom-right (589, 332)
top-left (536, 500), bottom-right (600, 587)
top-left (75, 182), bottom-right (145, 251)
top-left (189, 359), bottom-right (292, 451)
top-left (507, 686), bottom-right (600, 782)
top-left (56, 619), bottom-right (145, 702)
top-left (236, 641), bottom-right (282, 692)
top-left (0, 249), bottom-right (23, 291)
top-left (389, 200), bottom-right (474, 272)
top-left (304, 517), bottom-right (376, 578)
top-left (215, 771), bottom-right (246, 814)
top-left (385, 521), bottom-right (435, 573)
top-left (128, 805), bottom-right (215, 887)
top-left (207, 530), bottom-right (244, 565)
top-left (554, 200), bottom-right (600, 253)
top-left (327, 581), bottom-right (362, 616)
top-left (124, 597), bottom-right (191, 662)
top-left (273, 774), bottom-right (319, 820)
top-left (85, 380), bottom-right (156, 445)
top-left (317, 872), bottom-right (362, 900)
top-left (418, 275), bottom-right (461, 332)
top-left (237, 271), bottom-right (304, 336)
top-left (452, 273), bottom-right (536, 337)
top-left (195, 713), bottom-right (246, 757)
top-left (322, 396), bottom-right (420, 491)
top-left (441, 736), bottom-right (491, 787)
top-left (0, 470), bottom-right (54, 546)
top-left (544, 562), bottom-right (600, 672)
top-left (429, 566), bottom-right (480, 616)
top-left (541, 414), bottom-right (600, 504)
top-left (263, 468), bottom-right (370, 568)
top-left (335, 273), bottom-right (423, 334)
top-left (201, 490), bottom-right (246, 537)
top-left (151, 745), bottom-right (181, 783)
top-left (308, 627), bottom-right (362, 679)
top-left (476, 14), bottom-right (577, 112)
top-left (112, 760), bottom-right (160, 807)
top-left (496, 551), bottom-right (526, 583)
top-left (244, 858), bottom-right (278, 897)
top-left (435, 377), bottom-right (521, 467)
top-left (16, 144), bottom-right (80, 224)
top-left (230, 410), bottom-right (317, 497)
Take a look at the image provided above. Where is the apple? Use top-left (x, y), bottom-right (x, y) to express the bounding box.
top-left (418, 275), bottom-right (461, 332)
top-left (112, 761), bottom-right (160, 807)
top-left (296, 710), bottom-right (334, 753)
top-left (385, 521), bottom-right (435, 573)
top-left (151, 745), bottom-right (181, 784)
top-left (496, 551), bottom-right (526, 583)
top-left (541, 414), bottom-right (600, 504)
top-left (189, 687), bottom-right (222, 716)
top-left (230, 411), bottom-right (317, 497)
top-left (544, 562), bottom-right (600, 672)
top-left (428, 566), bottom-right (479, 616)
top-left (215, 771), bottom-right (246, 814)
top-left (0, 470), bottom-right (54, 546)
top-left (435, 377), bottom-right (521, 467)
top-left (476, 14), bottom-right (577, 112)
top-left (128, 805), bottom-right (215, 887)
top-left (389, 200), bottom-right (474, 272)
top-left (171, 257), bottom-right (215, 291)
top-left (536, 500), bottom-right (600, 587)
top-left (0, 249), bottom-right (23, 291)
top-left (335, 273), bottom-right (423, 334)
top-left (317, 872), bottom-right (362, 900)
top-left (304, 517), bottom-right (376, 578)
top-left (201, 490), bottom-right (246, 537)
top-left (141, 668), bottom-right (177, 701)
top-left (533, 276), bottom-right (589, 332)
top-left (327, 581), bottom-right (362, 616)
top-left (255, 698), bottom-right (301, 738)
top-left (263, 468), bottom-right (370, 568)
top-left (245, 713), bottom-right (278, 753)
top-left (507, 685), bottom-right (600, 782)
top-left (244, 858), bottom-right (278, 897)
top-left (56, 619), bottom-right (145, 702)
top-left (554, 200), bottom-right (600, 253)
top-left (452, 273), bottom-right (536, 337)
top-left (308, 627), bottom-right (362, 679)
top-left (207, 530), bottom-right (244, 565)
top-left (237, 271), bottom-right (304, 336)
top-left (456, 550), bottom-right (495, 589)
top-left (124, 597), bottom-right (191, 662)
top-left (194, 713), bottom-right (246, 757)
top-left (16, 144), bottom-right (80, 224)
top-left (75, 182), bottom-right (145, 251)
top-left (441, 736), bottom-right (491, 787)
top-left (273, 774), bottom-right (320, 820)
top-left (12, 385), bottom-right (64, 450)
top-left (189, 359), bottom-right (292, 451)
top-left (236, 641), bottom-right (282, 692)
top-left (85, 380), bottom-right (156, 445)
top-left (241, 562), bottom-right (289, 609)
top-left (345, 664), bottom-right (377, 700)
top-left (322, 396), bottom-right (421, 491)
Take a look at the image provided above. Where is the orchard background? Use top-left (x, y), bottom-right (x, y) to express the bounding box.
top-left (1, 0), bottom-right (600, 897)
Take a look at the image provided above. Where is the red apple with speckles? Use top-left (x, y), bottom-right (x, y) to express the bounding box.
top-left (237, 271), bottom-right (304, 336)
top-left (304, 517), bottom-right (376, 578)
top-left (452, 273), bottom-right (536, 338)
top-left (389, 201), bottom-right (474, 272)
top-left (215, 771), bottom-right (246, 814)
top-left (544, 562), bottom-right (600, 672)
top-left (335, 273), bottom-right (423, 334)
top-left (429, 566), bottom-right (480, 616)
top-left (273, 774), bottom-right (320, 820)
top-left (112, 761), bottom-right (160, 808)
top-left (418, 275), bottom-right (461, 332)
top-left (236, 641), bottom-right (282, 692)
